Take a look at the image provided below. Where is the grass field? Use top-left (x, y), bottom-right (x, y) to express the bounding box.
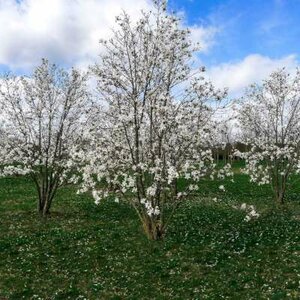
top-left (0, 164), bottom-right (299, 299)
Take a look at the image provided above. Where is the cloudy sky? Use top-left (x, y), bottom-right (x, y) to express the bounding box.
top-left (0, 0), bottom-right (299, 96)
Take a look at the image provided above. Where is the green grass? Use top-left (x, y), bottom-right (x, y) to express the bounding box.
top-left (0, 169), bottom-right (299, 299)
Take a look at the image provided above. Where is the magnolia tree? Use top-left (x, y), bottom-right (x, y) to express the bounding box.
top-left (0, 59), bottom-right (92, 216)
top-left (78, 1), bottom-right (232, 240)
top-left (212, 117), bottom-right (238, 164)
top-left (236, 68), bottom-right (300, 204)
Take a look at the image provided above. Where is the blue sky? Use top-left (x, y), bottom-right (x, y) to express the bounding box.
top-left (169, 0), bottom-right (300, 66)
top-left (0, 0), bottom-right (299, 94)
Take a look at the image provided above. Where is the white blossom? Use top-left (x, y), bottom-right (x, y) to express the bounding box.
top-left (0, 59), bottom-right (93, 215)
top-left (80, 2), bottom-right (230, 239)
top-left (235, 68), bottom-right (300, 203)
top-left (219, 185), bottom-right (226, 192)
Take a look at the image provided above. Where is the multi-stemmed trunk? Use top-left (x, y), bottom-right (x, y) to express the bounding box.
top-left (38, 192), bottom-right (54, 216)
top-left (272, 172), bottom-right (287, 205)
top-left (142, 215), bottom-right (165, 240)
top-left (274, 184), bottom-right (286, 205)
top-left (34, 174), bottom-right (60, 217)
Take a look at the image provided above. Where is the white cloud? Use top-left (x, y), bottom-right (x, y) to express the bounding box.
top-left (0, 0), bottom-right (216, 72)
top-left (208, 54), bottom-right (299, 97)
top-left (174, 8), bottom-right (218, 54)
top-left (0, 0), bottom-right (152, 71)
top-left (190, 25), bottom-right (218, 53)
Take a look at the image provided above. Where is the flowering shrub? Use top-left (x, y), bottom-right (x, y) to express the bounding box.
top-left (0, 59), bottom-right (92, 215)
top-left (78, 1), bottom-right (232, 240)
top-left (236, 69), bottom-right (300, 204)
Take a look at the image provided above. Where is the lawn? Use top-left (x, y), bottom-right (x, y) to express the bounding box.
top-left (0, 165), bottom-right (299, 299)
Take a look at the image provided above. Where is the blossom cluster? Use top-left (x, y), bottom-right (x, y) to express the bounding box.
top-left (0, 59), bottom-right (94, 214)
top-left (235, 68), bottom-right (300, 203)
top-left (77, 3), bottom-right (232, 238)
top-left (240, 203), bottom-right (260, 222)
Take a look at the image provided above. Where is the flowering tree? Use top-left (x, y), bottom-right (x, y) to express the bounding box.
top-left (0, 59), bottom-right (92, 216)
top-left (80, 1), bottom-right (231, 240)
top-left (236, 68), bottom-right (300, 204)
top-left (212, 117), bottom-right (238, 164)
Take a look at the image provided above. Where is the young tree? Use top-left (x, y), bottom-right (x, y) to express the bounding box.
top-left (212, 117), bottom-right (238, 164)
top-left (236, 68), bottom-right (300, 204)
top-left (0, 59), bottom-right (92, 216)
top-left (80, 1), bottom-right (231, 240)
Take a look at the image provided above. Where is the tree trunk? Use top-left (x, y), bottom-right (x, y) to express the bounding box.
top-left (277, 191), bottom-right (285, 204)
top-left (142, 217), bottom-right (164, 240)
top-left (274, 186), bottom-right (285, 204)
top-left (38, 193), bottom-right (52, 216)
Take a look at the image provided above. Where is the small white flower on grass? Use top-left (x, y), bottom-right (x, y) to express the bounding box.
top-left (176, 192), bottom-right (183, 199)
top-left (240, 203), bottom-right (247, 210)
top-left (244, 215), bottom-right (251, 222)
top-left (188, 184), bottom-right (199, 191)
top-left (249, 209), bottom-right (259, 218)
top-left (233, 202), bottom-right (260, 222)
top-left (241, 203), bottom-right (260, 221)
top-left (219, 185), bottom-right (225, 192)
top-left (114, 197), bottom-right (119, 203)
